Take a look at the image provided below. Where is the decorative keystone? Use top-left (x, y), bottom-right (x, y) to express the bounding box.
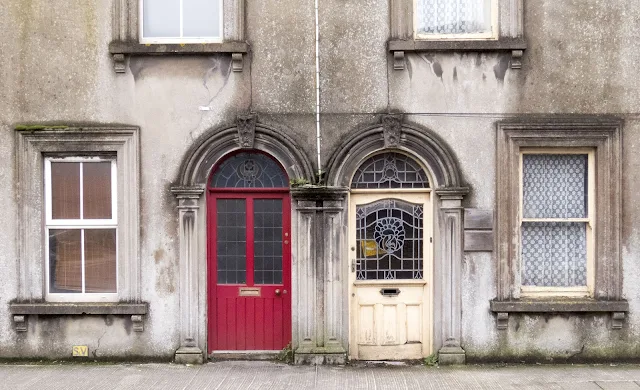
top-left (381, 114), bottom-right (403, 148)
top-left (236, 112), bottom-right (257, 149)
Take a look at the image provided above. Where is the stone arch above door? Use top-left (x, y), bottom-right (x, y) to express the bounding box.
top-left (325, 115), bottom-right (464, 190)
top-left (176, 114), bottom-right (315, 188)
top-left (326, 114), bottom-right (469, 365)
top-left (170, 114), bottom-right (314, 364)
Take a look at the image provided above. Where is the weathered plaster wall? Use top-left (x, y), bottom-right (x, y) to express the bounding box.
top-left (1, 0), bottom-right (639, 361)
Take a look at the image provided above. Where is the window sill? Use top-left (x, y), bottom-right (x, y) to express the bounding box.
top-left (388, 38), bottom-right (527, 70)
top-left (9, 302), bottom-right (148, 332)
top-left (490, 298), bottom-right (628, 330)
top-left (108, 41), bottom-right (249, 73)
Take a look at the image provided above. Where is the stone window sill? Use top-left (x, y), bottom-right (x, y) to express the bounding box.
top-left (490, 298), bottom-right (628, 330)
top-left (388, 38), bottom-right (527, 70)
top-left (108, 41), bottom-right (249, 73)
top-left (9, 302), bottom-right (148, 332)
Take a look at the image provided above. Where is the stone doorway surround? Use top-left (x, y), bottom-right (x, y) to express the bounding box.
top-left (318, 114), bottom-right (469, 365)
top-left (170, 114), bottom-right (314, 364)
top-left (169, 113), bottom-right (467, 365)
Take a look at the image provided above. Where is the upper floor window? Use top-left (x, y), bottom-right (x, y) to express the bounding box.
top-left (140, 0), bottom-right (223, 43)
top-left (415, 0), bottom-right (496, 39)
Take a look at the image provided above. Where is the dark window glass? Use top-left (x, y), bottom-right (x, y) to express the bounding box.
top-left (210, 153), bottom-right (288, 188)
top-left (351, 153), bottom-right (429, 189)
top-left (51, 163), bottom-right (81, 219)
top-left (83, 162), bottom-right (112, 219)
top-left (84, 229), bottom-right (117, 293)
top-left (254, 199), bottom-right (283, 284)
top-left (49, 229), bottom-right (82, 293)
top-left (217, 199), bottom-right (247, 284)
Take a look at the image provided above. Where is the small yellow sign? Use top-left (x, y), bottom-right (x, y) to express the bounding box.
top-left (72, 345), bottom-right (88, 357)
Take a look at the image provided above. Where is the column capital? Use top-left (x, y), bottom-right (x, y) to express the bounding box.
top-left (171, 185), bottom-right (205, 198)
top-left (435, 186), bottom-right (469, 199)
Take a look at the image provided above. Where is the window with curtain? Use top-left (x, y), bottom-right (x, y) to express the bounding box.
top-left (45, 157), bottom-right (118, 301)
top-left (415, 0), bottom-right (494, 38)
top-left (141, 0), bottom-right (222, 43)
top-left (520, 152), bottom-right (594, 295)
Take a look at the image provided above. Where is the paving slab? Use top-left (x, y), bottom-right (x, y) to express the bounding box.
top-left (1, 362), bottom-right (640, 390)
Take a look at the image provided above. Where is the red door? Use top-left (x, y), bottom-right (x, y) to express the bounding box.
top-left (207, 190), bottom-right (291, 352)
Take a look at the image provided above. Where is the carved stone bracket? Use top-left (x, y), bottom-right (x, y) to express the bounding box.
top-left (612, 312), bottom-right (625, 330)
top-left (113, 53), bottom-right (126, 73)
top-left (496, 313), bottom-right (509, 330)
top-left (171, 185), bottom-right (205, 364)
top-left (236, 113), bottom-right (257, 149)
top-left (131, 315), bottom-right (144, 332)
top-left (510, 50), bottom-right (524, 69)
top-left (13, 315), bottom-right (27, 332)
top-left (393, 51), bottom-right (405, 70)
top-left (381, 114), bottom-right (403, 148)
top-left (232, 53), bottom-right (244, 72)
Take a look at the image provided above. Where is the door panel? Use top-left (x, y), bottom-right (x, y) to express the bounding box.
top-left (209, 193), bottom-right (291, 352)
top-left (349, 193), bottom-right (432, 360)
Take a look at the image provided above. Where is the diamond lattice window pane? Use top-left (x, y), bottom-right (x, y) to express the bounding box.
top-left (521, 222), bottom-right (587, 287)
top-left (523, 154), bottom-right (588, 219)
top-left (416, 0), bottom-right (492, 35)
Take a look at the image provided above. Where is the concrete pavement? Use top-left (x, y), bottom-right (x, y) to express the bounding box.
top-left (2, 361), bottom-right (640, 389)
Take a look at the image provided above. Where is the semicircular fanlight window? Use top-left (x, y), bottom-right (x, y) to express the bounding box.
top-left (210, 152), bottom-right (289, 188)
top-left (351, 153), bottom-right (429, 189)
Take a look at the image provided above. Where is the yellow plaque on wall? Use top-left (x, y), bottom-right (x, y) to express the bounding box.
top-left (72, 345), bottom-right (88, 357)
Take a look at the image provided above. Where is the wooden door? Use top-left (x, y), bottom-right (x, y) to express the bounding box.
top-left (207, 192), bottom-right (291, 352)
top-left (349, 193), bottom-right (432, 360)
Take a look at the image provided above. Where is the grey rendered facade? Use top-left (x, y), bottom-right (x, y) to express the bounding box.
top-left (0, 0), bottom-right (638, 364)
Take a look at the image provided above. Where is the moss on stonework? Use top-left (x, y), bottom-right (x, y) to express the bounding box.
top-left (15, 125), bottom-right (69, 131)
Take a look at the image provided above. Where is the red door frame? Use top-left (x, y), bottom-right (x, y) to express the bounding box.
top-left (207, 188), bottom-right (292, 352)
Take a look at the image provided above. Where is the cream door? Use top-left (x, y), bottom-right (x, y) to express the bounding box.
top-left (349, 192), bottom-right (432, 360)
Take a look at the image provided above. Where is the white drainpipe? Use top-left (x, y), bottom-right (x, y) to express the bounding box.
top-left (314, 0), bottom-right (322, 180)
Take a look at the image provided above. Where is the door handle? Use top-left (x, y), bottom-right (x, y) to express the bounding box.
top-left (380, 288), bottom-right (401, 297)
top-left (275, 289), bottom-right (281, 296)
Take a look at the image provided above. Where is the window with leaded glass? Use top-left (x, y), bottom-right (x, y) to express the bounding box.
top-left (355, 199), bottom-right (424, 280)
top-left (415, 0), bottom-right (496, 39)
top-left (520, 150), bottom-right (595, 296)
top-left (351, 153), bottom-right (429, 189)
top-left (45, 157), bottom-right (118, 301)
top-left (210, 152), bottom-right (289, 188)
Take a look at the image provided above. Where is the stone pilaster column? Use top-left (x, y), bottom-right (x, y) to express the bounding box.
top-left (291, 186), bottom-right (349, 364)
top-left (435, 187), bottom-right (468, 365)
top-left (171, 186), bottom-right (205, 364)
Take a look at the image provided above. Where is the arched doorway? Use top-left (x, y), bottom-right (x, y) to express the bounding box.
top-left (348, 152), bottom-right (433, 360)
top-left (207, 151), bottom-right (292, 353)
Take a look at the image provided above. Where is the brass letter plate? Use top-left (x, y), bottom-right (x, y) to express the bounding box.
top-left (239, 287), bottom-right (261, 297)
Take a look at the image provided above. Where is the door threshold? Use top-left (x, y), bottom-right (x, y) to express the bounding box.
top-left (210, 350), bottom-right (281, 361)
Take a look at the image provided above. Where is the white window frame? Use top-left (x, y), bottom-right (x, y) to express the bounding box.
top-left (139, 0), bottom-right (224, 44)
top-left (518, 148), bottom-right (596, 298)
top-left (413, 0), bottom-right (499, 40)
top-left (44, 157), bottom-right (119, 302)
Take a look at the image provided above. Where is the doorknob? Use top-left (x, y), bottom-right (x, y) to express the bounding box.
top-left (275, 289), bottom-right (281, 296)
